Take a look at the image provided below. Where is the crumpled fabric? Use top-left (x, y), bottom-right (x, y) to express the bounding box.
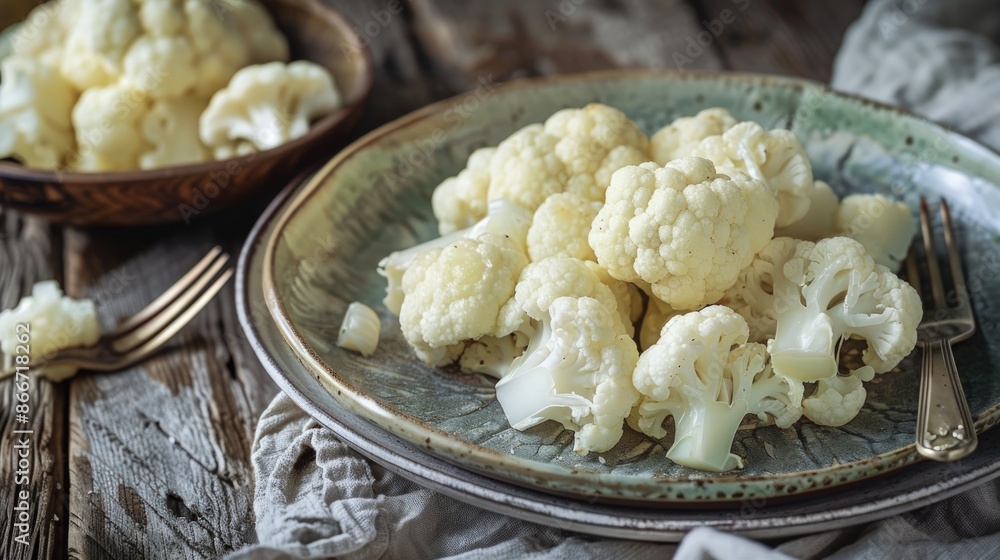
top-left (230, 0), bottom-right (1000, 557)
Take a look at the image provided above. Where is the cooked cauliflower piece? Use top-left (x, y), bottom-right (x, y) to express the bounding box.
top-left (631, 306), bottom-right (802, 472)
top-left (71, 82), bottom-right (151, 171)
top-left (0, 281), bottom-right (101, 381)
top-left (140, 97), bottom-right (211, 169)
top-left (589, 157), bottom-right (778, 310)
top-left (336, 302), bottom-right (380, 357)
top-left (487, 104), bottom-right (649, 210)
top-left (0, 57), bottom-right (77, 168)
top-left (200, 61), bottom-right (342, 159)
top-left (495, 296), bottom-right (640, 455)
top-left (650, 108), bottom-right (737, 165)
top-left (692, 122), bottom-right (815, 228)
top-left (526, 192), bottom-right (603, 262)
top-left (431, 147), bottom-right (496, 235)
top-left (833, 194), bottom-right (916, 270)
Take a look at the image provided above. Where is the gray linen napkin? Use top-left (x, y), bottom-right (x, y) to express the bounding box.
top-left (230, 1), bottom-right (1000, 557)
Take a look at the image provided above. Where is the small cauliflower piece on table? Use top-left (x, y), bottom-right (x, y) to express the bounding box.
top-left (431, 147), bottom-right (496, 235)
top-left (631, 306), bottom-right (802, 472)
top-left (589, 157), bottom-right (778, 310)
top-left (526, 192), bottom-right (603, 262)
top-left (0, 281), bottom-right (100, 381)
top-left (487, 103), bottom-right (650, 210)
top-left (650, 107), bottom-right (738, 165)
top-left (0, 57), bottom-right (77, 169)
top-left (692, 121), bottom-right (815, 228)
top-left (833, 193), bottom-right (916, 271)
top-left (495, 296), bottom-right (640, 455)
top-left (200, 60), bottom-right (342, 159)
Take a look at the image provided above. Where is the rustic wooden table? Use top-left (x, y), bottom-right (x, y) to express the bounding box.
top-left (0, 0), bottom-right (865, 557)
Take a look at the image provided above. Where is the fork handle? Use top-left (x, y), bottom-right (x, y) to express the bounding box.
top-left (916, 339), bottom-right (978, 461)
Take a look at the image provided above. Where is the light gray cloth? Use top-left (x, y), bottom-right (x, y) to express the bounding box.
top-left (231, 1), bottom-right (1000, 558)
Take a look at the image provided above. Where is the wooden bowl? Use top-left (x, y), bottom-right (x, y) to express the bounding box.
top-left (0, 0), bottom-right (373, 227)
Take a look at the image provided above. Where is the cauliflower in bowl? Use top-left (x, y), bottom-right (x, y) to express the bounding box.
top-left (0, 0), bottom-right (343, 171)
top-left (337, 104), bottom-right (925, 473)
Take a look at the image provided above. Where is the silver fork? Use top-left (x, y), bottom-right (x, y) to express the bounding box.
top-left (1, 247), bottom-right (234, 382)
top-left (906, 198), bottom-right (977, 461)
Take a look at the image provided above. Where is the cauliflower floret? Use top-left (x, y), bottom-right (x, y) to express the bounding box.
top-left (745, 237), bottom-right (923, 382)
top-left (775, 180), bottom-right (839, 241)
top-left (431, 147), bottom-right (496, 235)
top-left (495, 296), bottom-right (640, 455)
top-left (584, 261), bottom-right (643, 330)
top-left (0, 57), bottom-right (77, 169)
top-left (632, 306), bottom-right (802, 472)
top-left (589, 158), bottom-right (778, 310)
top-left (139, 97), bottom-right (211, 169)
top-left (801, 367), bottom-right (874, 427)
top-left (200, 60), bottom-right (341, 159)
top-left (487, 104), bottom-right (649, 210)
top-left (398, 233), bottom-right (527, 366)
top-left (487, 124), bottom-right (568, 211)
top-left (379, 198), bottom-right (531, 315)
top-left (336, 302), bottom-right (380, 357)
top-left (526, 192), bottom-right (603, 262)
top-left (0, 281), bottom-right (101, 381)
top-left (833, 194), bottom-right (916, 271)
top-left (499, 257), bottom-right (635, 337)
top-left (70, 82), bottom-right (151, 171)
top-left (5, 0), bottom-right (74, 67)
top-left (692, 122), bottom-right (815, 228)
top-left (650, 108), bottom-right (737, 165)
top-left (718, 237), bottom-right (799, 343)
top-left (55, 0), bottom-right (286, 99)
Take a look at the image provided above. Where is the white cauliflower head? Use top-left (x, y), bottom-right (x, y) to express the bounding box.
top-left (431, 147), bottom-right (496, 235)
top-left (0, 57), bottom-right (77, 168)
top-left (833, 194), bottom-right (916, 271)
top-left (200, 60), bottom-right (342, 159)
top-left (494, 296), bottom-right (640, 455)
top-left (70, 82), bottom-right (151, 171)
top-left (692, 122), bottom-right (815, 228)
top-left (487, 104), bottom-right (649, 210)
top-left (589, 158), bottom-right (778, 310)
top-left (398, 233), bottom-right (527, 366)
top-left (801, 367), bottom-right (874, 427)
top-left (650, 107), bottom-right (737, 165)
top-left (526, 192), bottom-right (603, 262)
top-left (764, 237), bottom-right (922, 381)
top-left (139, 96), bottom-right (211, 169)
top-left (632, 306), bottom-right (802, 472)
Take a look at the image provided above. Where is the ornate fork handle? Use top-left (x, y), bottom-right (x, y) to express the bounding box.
top-left (916, 338), bottom-right (978, 461)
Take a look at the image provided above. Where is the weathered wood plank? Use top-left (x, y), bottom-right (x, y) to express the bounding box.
top-left (692, 0), bottom-right (866, 81)
top-left (0, 212), bottom-right (67, 560)
top-left (407, 0), bottom-right (724, 89)
top-left (63, 226), bottom-right (275, 559)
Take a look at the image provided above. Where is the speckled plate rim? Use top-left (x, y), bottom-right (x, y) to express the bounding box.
top-left (239, 173), bottom-right (1000, 541)
top-left (260, 69), bottom-right (1000, 504)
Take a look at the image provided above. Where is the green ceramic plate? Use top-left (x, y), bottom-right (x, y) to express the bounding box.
top-left (261, 70), bottom-right (1000, 505)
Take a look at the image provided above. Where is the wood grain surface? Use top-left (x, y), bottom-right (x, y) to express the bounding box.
top-left (0, 0), bottom-right (862, 557)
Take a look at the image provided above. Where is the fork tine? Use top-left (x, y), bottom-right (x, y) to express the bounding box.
top-left (940, 199), bottom-right (971, 313)
top-left (112, 246), bottom-right (225, 336)
top-left (112, 268), bottom-right (235, 369)
top-left (919, 197), bottom-right (948, 308)
top-left (905, 245), bottom-right (923, 297)
top-left (111, 253), bottom-right (230, 354)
